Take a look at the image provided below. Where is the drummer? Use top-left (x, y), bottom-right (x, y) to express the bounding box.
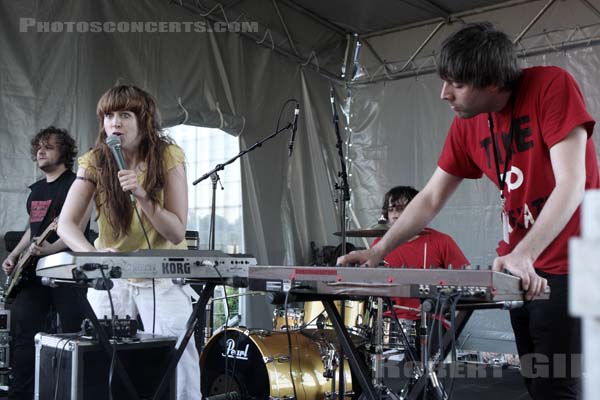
top-left (373, 186), bottom-right (468, 321)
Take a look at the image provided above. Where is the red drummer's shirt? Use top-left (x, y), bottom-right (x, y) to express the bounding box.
top-left (373, 228), bottom-right (469, 320)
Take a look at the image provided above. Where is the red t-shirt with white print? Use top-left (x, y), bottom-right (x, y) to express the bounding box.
top-left (438, 66), bottom-right (599, 274)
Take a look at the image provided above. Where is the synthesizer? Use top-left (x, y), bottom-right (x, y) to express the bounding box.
top-left (36, 254), bottom-right (549, 302)
top-left (36, 250), bottom-right (255, 284)
top-left (247, 265), bottom-right (550, 302)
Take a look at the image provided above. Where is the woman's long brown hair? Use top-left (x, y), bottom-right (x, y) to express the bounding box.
top-left (91, 85), bottom-right (173, 240)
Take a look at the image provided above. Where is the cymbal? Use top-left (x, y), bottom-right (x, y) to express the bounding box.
top-left (333, 223), bottom-right (389, 238)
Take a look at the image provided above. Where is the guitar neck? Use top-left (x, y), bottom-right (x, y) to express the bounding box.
top-left (16, 218), bottom-right (58, 268)
top-left (37, 218), bottom-right (58, 244)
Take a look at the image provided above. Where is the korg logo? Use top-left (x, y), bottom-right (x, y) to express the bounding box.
top-left (162, 262), bottom-right (191, 274)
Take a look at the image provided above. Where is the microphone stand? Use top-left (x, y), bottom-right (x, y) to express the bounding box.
top-left (193, 122), bottom-right (293, 345)
top-left (330, 85), bottom-right (351, 400)
top-left (208, 172), bottom-right (223, 251)
top-left (194, 99), bottom-right (298, 250)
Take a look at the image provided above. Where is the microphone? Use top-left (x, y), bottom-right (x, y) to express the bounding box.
top-left (105, 135), bottom-right (127, 170)
top-left (105, 135), bottom-right (135, 202)
top-left (287, 103), bottom-right (300, 157)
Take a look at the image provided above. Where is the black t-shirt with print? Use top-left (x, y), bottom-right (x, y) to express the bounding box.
top-left (26, 169), bottom-right (76, 241)
top-left (24, 169), bottom-right (89, 276)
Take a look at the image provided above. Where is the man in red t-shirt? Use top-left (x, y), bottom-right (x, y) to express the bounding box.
top-left (339, 23), bottom-right (597, 400)
top-left (373, 186), bottom-right (468, 320)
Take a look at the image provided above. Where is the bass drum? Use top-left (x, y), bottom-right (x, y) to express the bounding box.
top-left (200, 328), bottom-right (358, 399)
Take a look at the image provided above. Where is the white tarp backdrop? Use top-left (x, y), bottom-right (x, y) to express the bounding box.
top-left (1, 0), bottom-right (600, 350)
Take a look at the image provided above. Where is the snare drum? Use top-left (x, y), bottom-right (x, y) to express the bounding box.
top-left (200, 328), bottom-right (355, 399)
top-left (272, 307), bottom-right (304, 330)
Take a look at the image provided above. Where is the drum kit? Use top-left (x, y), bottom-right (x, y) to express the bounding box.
top-left (200, 225), bottom-right (423, 399)
top-left (201, 296), bottom-right (418, 399)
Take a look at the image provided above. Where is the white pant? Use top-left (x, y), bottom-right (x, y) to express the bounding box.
top-left (88, 280), bottom-right (201, 400)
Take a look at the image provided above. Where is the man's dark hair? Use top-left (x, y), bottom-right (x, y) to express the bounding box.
top-left (438, 22), bottom-right (521, 91)
top-left (382, 186), bottom-right (419, 220)
top-left (30, 126), bottom-right (78, 170)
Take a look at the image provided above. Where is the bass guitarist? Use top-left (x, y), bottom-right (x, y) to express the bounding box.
top-left (1, 127), bottom-right (90, 400)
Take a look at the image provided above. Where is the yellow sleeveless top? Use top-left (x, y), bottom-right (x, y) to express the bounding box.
top-left (78, 144), bottom-right (188, 252)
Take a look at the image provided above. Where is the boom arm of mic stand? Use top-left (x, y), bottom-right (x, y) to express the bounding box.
top-left (192, 122), bottom-right (292, 186)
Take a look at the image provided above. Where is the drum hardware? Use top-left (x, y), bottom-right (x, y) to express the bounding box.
top-left (368, 297), bottom-right (386, 387)
top-left (324, 297), bottom-right (402, 399)
top-left (272, 296), bottom-right (369, 333)
top-left (286, 295), bottom-right (420, 396)
top-left (362, 297), bottom-right (422, 395)
top-left (401, 295), bottom-right (469, 400)
top-left (315, 313), bottom-right (327, 330)
top-left (339, 298), bottom-right (348, 399)
top-left (322, 348), bottom-right (339, 379)
top-left (414, 298), bottom-right (453, 399)
top-left (382, 318), bottom-right (417, 350)
top-left (300, 327), bottom-right (363, 393)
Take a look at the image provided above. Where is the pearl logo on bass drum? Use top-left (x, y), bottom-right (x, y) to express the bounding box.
top-left (222, 338), bottom-right (250, 360)
top-left (162, 262), bottom-right (191, 274)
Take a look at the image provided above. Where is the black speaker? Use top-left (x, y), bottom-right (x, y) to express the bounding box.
top-left (34, 333), bottom-right (176, 400)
